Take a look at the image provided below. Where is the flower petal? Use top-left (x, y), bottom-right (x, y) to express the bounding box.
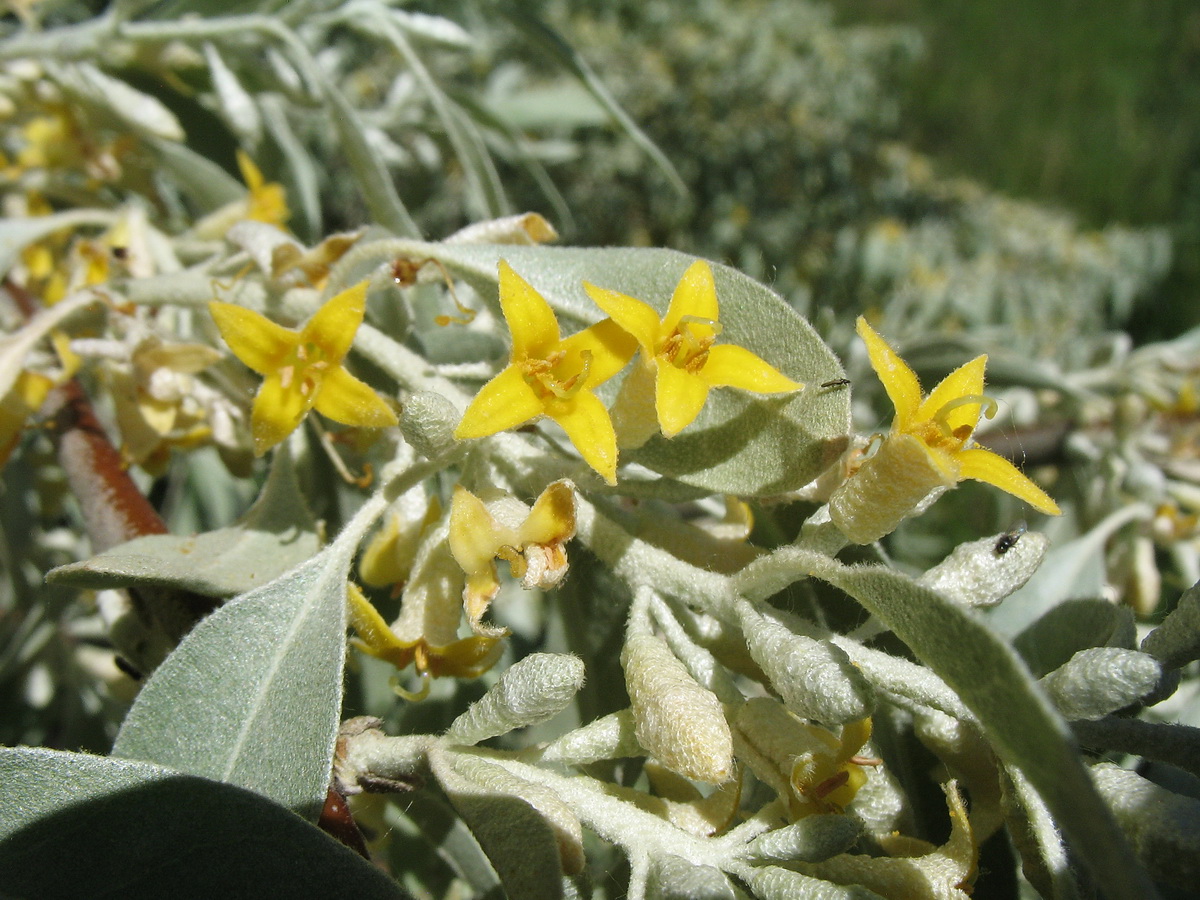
top-left (209, 301), bottom-right (294, 375)
top-left (656, 360), bottom-right (710, 438)
top-left (559, 317), bottom-right (639, 389)
top-left (700, 344), bottom-right (803, 394)
top-left (449, 486), bottom-right (507, 579)
top-left (312, 365), bottom-right (398, 428)
top-left (347, 582), bottom-right (417, 669)
top-left (917, 354), bottom-right (988, 434)
top-left (302, 281), bottom-right (368, 364)
top-left (956, 448), bottom-right (1061, 515)
top-left (521, 480), bottom-right (577, 546)
top-left (250, 371), bottom-right (315, 455)
top-left (583, 283), bottom-right (663, 353)
top-left (664, 260), bottom-right (719, 335)
top-left (454, 365), bottom-right (545, 439)
top-left (499, 260), bottom-right (560, 359)
top-left (547, 390), bottom-right (619, 484)
top-left (856, 317), bottom-right (922, 431)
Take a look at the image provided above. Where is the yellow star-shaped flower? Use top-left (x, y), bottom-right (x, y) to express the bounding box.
top-left (448, 480), bottom-right (576, 637)
top-left (830, 316), bottom-right (1060, 544)
top-left (347, 582), bottom-right (502, 700)
top-left (453, 261), bottom-right (636, 484)
top-left (584, 259), bottom-right (803, 441)
top-left (209, 281), bottom-right (397, 456)
top-left (237, 150), bottom-right (290, 227)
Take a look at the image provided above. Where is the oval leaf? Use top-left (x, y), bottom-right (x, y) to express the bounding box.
top-left (0, 748), bottom-right (407, 900)
top-left (48, 446), bottom-right (320, 599)
top-left (111, 543), bottom-right (351, 819)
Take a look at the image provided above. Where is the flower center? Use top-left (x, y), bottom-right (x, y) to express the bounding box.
top-left (660, 315), bottom-right (721, 373)
top-left (925, 393), bottom-right (997, 449)
top-left (521, 349), bottom-right (592, 401)
top-left (278, 340), bottom-right (331, 398)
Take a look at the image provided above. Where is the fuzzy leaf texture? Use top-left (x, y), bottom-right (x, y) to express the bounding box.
top-left (47, 449), bottom-right (320, 599)
top-left (111, 544), bottom-right (352, 819)
top-left (444, 652), bottom-right (586, 746)
top-left (0, 748), bottom-right (406, 900)
top-left (737, 547), bottom-right (1161, 900)
top-left (428, 748), bottom-right (569, 900)
top-left (622, 632), bottom-right (734, 783)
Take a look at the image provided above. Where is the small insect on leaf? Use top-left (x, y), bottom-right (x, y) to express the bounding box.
top-left (994, 521), bottom-right (1027, 556)
top-left (821, 378), bottom-right (851, 388)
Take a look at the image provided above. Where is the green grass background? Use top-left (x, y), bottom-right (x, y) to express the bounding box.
top-left (836, 0), bottom-right (1200, 336)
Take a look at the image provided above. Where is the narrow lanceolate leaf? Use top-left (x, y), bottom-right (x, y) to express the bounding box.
top-left (112, 542), bottom-right (352, 820)
top-left (739, 601), bottom-right (874, 725)
top-left (395, 243), bottom-right (850, 497)
top-left (48, 447), bottom-right (321, 599)
top-left (735, 547), bottom-right (1161, 900)
top-left (428, 748), bottom-right (568, 900)
top-left (0, 748), bottom-right (407, 900)
top-left (444, 653), bottom-right (586, 746)
top-left (1141, 580), bottom-right (1200, 669)
top-left (1039, 648), bottom-right (1163, 721)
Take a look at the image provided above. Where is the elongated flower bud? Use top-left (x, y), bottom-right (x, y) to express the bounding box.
top-left (622, 633), bottom-right (734, 783)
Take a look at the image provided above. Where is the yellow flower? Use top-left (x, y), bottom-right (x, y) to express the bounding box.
top-left (0, 370), bottom-right (55, 467)
top-left (208, 281), bottom-right (397, 456)
top-left (584, 259), bottom-right (802, 440)
top-left (237, 151), bottom-right (290, 227)
top-left (347, 582), bottom-right (502, 699)
top-left (788, 717), bottom-right (874, 819)
top-left (735, 698), bottom-right (875, 820)
top-left (448, 480), bottom-right (576, 637)
top-left (453, 261), bottom-right (636, 485)
top-left (830, 316), bottom-right (1060, 544)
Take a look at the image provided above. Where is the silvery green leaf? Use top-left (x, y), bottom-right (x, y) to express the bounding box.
top-left (739, 602), bottom-right (874, 725)
top-left (203, 43), bottom-right (263, 147)
top-left (744, 866), bottom-right (886, 900)
top-left (444, 653), bottom-right (586, 746)
top-left (986, 506), bottom-right (1149, 637)
top-left (540, 708), bottom-right (642, 765)
top-left (918, 529), bottom-right (1049, 608)
top-left (1090, 762), bottom-right (1200, 890)
top-left (55, 63), bottom-right (185, 141)
top-left (499, 8), bottom-right (686, 196)
top-left (111, 539), bottom-right (351, 819)
top-left (1013, 599), bottom-right (1136, 678)
top-left (47, 448), bottom-right (320, 599)
top-left (1141, 580), bottom-right (1200, 669)
top-left (325, 80), bottom-right (420, 237)
top-left (389, 10), bottom-right (473, 49)
top-left (648, 855), bottom-right (735, 900)
top-left (0, 748), bottom-right (407, 899)
top-left (363, 8), bottom-right (506, 220)
top-left (0, 210), bottom-right (113, 283)
top-left (260, 95), bottom-right (322, 240)
top-left (1000, 765), bottom-right (1082, 900)
top-left (742, 547), bottom-right (1159, 900)
top-left (410, 243), bottom-right (851, 497)
top-left (428, 748), bottom-right (566, 900)
top-left (1071, 717), bottom-right (1200, 782)
top-left (1039, 648), bottom-right (1163, 721)
top-left (744, 816), bottom-right (863, 864)
top-left (150, 137), bottom-right (247, 212)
